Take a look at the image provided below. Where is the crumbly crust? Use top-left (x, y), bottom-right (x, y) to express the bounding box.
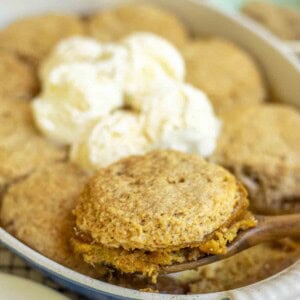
top-left (0, 99), bottom-right (33, 137)
top-left (0, 99), bottom-right (66, 187)
top-left (74, 150), bottom-right (247, 251)
top-left (0, 50), bottom-right (38, 99)
top-left (87, 4), bottom-right (188, 47)
top-left (183, 38), bottom-right (266, 115)
top-left (0, 14), bottom-right (86, 66)
top-left (0, 162), bottom-right (98, 276)
top-left (211, 104), bottom-right (300, 214)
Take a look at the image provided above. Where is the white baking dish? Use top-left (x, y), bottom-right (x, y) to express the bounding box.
top-left (0, 1), bottom-right (299, 299)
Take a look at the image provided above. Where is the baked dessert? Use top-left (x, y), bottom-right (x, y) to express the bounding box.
top-left (72, 150), bottom-right (256, 280)
top-left (0, 14), bottom-right (85, 66)
top-left (183, 38), bottom-right (266, 115)
top-left (0, 99), bottom-right (33, 137)
top-left (0, 99), bottom-right (66, 188)
top-left (0, 4), bottom-right (298, 295)
top-left (0, 162), bottom-right (98, 276)
top-left (0, 50), bottom-right (38, 99)
top-left (242, 2), bottom-right (300, 40)
top-left (211, 104), bottom-right (300, 214)
top-left (87, 4), bottom-right (188, 47)
top-left (187, 239), bottom-right (300, 293)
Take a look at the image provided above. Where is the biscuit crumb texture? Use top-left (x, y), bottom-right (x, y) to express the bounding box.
top-left (212, 104), bottom-right (300, 214)
top-left (0, 14), bottom-right (85, 66)
top-left (0, 51), bottom-right (38, 99)
top-left (87, 4), bottom-right (188, 47)
top-left (0, 99), bottom-right (66, 187)
top-left (183, 38), bottom-right (266, 115)
top-left (0, 162), bottom-right (97, 276)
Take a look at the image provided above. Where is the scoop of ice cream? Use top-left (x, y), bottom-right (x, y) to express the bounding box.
top-left (123, 32), bottom-right (185, 80)
top-left (32, 34), bottom-right (220, 169)
top-left (40, 36), bottom-right (103, 79)
top-left (32, 38), bottom-right (130, 144)
top-left (121, 32), bottom-right (185, 109)
top-left (142, 80), bottom-right (221, 157)
top-left (70, 111), bottom-right (150, 170)
top-left (32, 62), bottom-right (124, 144)
top-left (32, 99), bottom-right (86, 145)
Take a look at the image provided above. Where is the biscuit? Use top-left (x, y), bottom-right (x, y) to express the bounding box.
top-left (0, 14), bottom-right (85, 66)
top-left (242, 2), bottom-right (300, 40)
top-left (0, 162), bottom-right (97, 275)
top-left (0, 99), bottom-right (66, 187)
top-left (188, 240), bottom-right (300, 293)
top-left (211, 104), bottom-right (300, 214)
top-left (183, 38), bottom-right (266, 115)
top-left (73, 150), bottom-right (255, 279)
top-left (0, 51), bottom-right (38, 99)
top-left (0, 99), bottom-right (33, 137)
top-left (87, 4), bottom-right (188, 47)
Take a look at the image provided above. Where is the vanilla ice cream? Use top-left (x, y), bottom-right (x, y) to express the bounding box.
top-left (142, 81), bottom-right (221, 157)
top-left (32, 38), bottom-right (129, 144)
top-left (40, 37), bottom-right (103, 79)
top-left (123, 33), bottom-right (185, 80)
top-left (122, 32), bottom-right (185, 109)
top-left (70, 111), bottom-right (150, 170)
top-left (33, 34), bottom-right (221, 171)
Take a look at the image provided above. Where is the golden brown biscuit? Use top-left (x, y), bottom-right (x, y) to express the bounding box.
top-left (211, 104), bottom-right (300, 214)
top-left (242, 2), bottom-right (300, 40)
top-left (188, 240), bottom-right (300, 293)
top-left (183, 38), bottom-right (266, 115)
top-left (0, 99), bottom-right (33, 137)
top-left (73, 150), bottom-right (255, 279)
top-left (0, 14), bottom-right (85, 66)
top-left (87, 4), bottom-right (188, 47)
top-left (0, 51), bottom-right (38, 99)
top-left (0, 99), bottom-right (66, 187)
top-left (0, 162), bottom-right (97, 275)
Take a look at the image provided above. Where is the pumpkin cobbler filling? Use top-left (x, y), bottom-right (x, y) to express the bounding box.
top-left (72, 151), bottom-right (256, 281)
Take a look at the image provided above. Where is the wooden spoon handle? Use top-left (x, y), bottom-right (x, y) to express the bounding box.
top-left (226, 214), bottom-right (300, 255)
top-left (160, 214), bottom-right (300, 274)
top-left (254, 214), bottom-right (300, 240)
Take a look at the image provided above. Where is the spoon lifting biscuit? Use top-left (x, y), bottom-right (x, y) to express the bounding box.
top-left (72, 150), bottom-right (256, 281)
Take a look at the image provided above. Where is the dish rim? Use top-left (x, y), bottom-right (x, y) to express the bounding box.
top-left (1, 228), bottom-right (300, 300)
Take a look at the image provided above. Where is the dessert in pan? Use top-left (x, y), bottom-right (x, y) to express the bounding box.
top-left (0, 3), bottom-right (299, 294)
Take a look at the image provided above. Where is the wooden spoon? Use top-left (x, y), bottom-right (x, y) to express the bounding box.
top-left (160, 214), bottom-right (300, 274)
